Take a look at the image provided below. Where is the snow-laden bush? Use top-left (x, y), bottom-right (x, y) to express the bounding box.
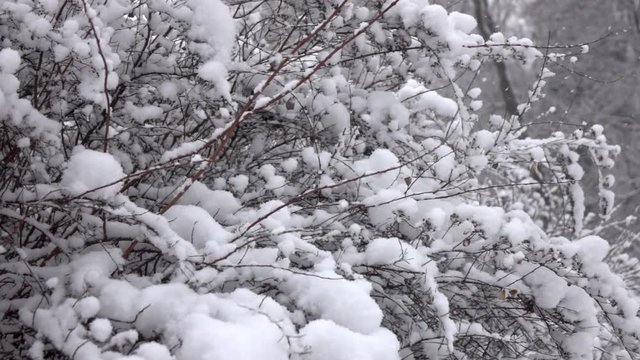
top-left (1, 0), bottom-right (639, 359)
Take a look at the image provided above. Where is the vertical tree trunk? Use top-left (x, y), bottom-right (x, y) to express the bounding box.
top-left (473, 0), bottom-right (519, 116)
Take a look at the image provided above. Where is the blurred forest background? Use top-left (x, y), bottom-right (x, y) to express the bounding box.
top-left (439, 0), bottom-right (640, 251)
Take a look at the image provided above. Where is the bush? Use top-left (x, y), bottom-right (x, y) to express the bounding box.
top-left (1, 0), bottom-right (639, 359)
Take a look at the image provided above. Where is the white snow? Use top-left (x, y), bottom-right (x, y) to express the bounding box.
top-left (45, 277), bottom-right (59, 288)
top-left (260, 164), bottom-right (287, 194)
top-left (422, 92), bottom-right (458, 117)
top-left (469, 100), bottom-right (483, 111)
top-left (188, 0), bottom-right (235, 99)
top-left (0, 48), bottom-right (21, 73)
top-left (160, 138), bottom-right (208, 163)
top-left (90, 318), bottom-right (113, 342)
top-left (187, 0), bottom-right (235, 63)
top-left (61, 147), bottom-right (125, 199)
top-left (134, 342), bottom-right (173, 360)
top-left (365, 238), bottom-right (423, 271)
top-left (448, 11), bottom-right (477, 34)
top-left (367, 91), bottom-right (410, 130)
top-left (69, 249), bottom-right (124, 294)
top-left (5, 2), bottom-right (640, 360)
top-left (473, 130), bottom-right (495, 151)
top-left (322, 102), bottom-right (350, 136)
top-left (163, 204), bottom-right (234, 249)
top-left (229, 174), bottom-right (249, 192)
top-left (76, 296), bottom-right (101, 320)
top-left (281, 158), bottom-right (298, 173)
top-left (300, 320), bottom-right (400, 360)
top-left (467, 87), bottom-right (481, 99)
top-left (286, 270), bottom-right (383, 334)
top-left (529, 146), bottom-right (545, 161)
top-left (178, 181), bottom-right (242, 223)
top-left (301, 147), bottom-right (332, 170)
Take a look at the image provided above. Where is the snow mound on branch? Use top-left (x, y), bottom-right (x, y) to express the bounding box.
top-left (89, 318), bottom-right (112, 342)
top-left (135, 342), bottom-right (173, 360)
top-left (0, 47), bottom-right (61, 139)
top-left (188, 0), bottom-right (235, 99)
top-left (367, 91), bottom-right (410, 130)
top-left (0, 48), bottom-right (21, 73)
top-left (61, 147), bottom-right (125, 199)
top-left (179, 181), bottom-right (242, 223)
top-left (366, 238), bottom-right (423, 271)
top-left (69, 248), bottom-right (124, 294)
top-left (188, 0), bottom-right (235, 63)
top-left (398, 80), bottom-right (458, 117)
top-left (448, 12), bottom-right (477, 34)
top-left (286, 268), bottom-right (383, 334)
top-left (97, 281), bottom-right (294, 360)
top-left (163, 204), bottom-right (234, 249)
top-left (388, 2), bottom-right (481, 54)
top-left (300, 319), bottom-right (400, 360)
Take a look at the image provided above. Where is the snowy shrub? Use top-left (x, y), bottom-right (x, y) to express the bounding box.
top-left (1, 0), bottom-right (639, 359)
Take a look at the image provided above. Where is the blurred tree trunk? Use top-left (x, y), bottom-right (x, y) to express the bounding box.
top-left (473, 0), bottom-right (519, 116)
